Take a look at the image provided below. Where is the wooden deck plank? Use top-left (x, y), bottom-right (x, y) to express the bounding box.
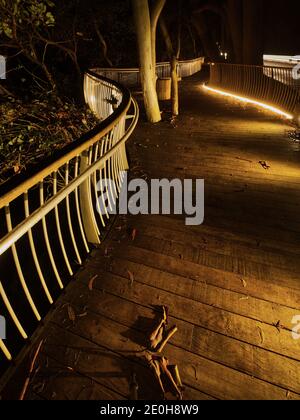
top-left (107, 245), bottom-right (300, 309)
top-left (60, 271), bottom-right (300, 393)
top-left (123, 218), bottom-right (300, 271)
top-left (46, 296), bottom-right (300, 400)
top-left (4, 73), bottom-right (300, 400)
top-left (86, 257), bottom-right (298, 330)
top-left (111, 231), bottom-right (300, 289)
top-left (37, 324), bottom-right (214, 401)
top-left (28, 354), bottom-right (126, 400)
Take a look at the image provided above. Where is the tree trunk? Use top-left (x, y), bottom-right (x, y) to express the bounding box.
top-left (187, 24), bottom-right (197, 57)
top-left (150, 0), bottom-right (166, 82)
top-left (159, 17), bottom-right (179, 116)
top-left (94, 22), bottom-right (113, 67)
top-left (132, 0), bottom-right (161, 123)
top-left (242, 0), bottom-right (264, 65)
top-left (171, 56), bottom-right (179, 116)
top-left (226, 0), bottom-right (243, 63)
top-left (191, 14), bottom-right (219, 61)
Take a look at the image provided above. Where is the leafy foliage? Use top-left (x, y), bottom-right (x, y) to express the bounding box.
top-left (0, 95), bottom-right (98, 184)
top-left (0, 0), bottom-right (55, 39)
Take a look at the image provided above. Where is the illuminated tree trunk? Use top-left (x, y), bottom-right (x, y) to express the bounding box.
top-left (132, 0), bottom-right (161, 123)
top-left (159, 16), bottom-right (180, 116)
top-left (171, 56), bottom-right (179, 116)
top-left (150, 0), bottom-right (166, 83)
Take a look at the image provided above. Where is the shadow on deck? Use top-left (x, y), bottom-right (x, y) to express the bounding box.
top-left (2, 73), bottom-right (300, 400)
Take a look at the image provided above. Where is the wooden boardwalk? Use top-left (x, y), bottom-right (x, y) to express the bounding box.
top-left (3, 74), bottom-right (300, 400)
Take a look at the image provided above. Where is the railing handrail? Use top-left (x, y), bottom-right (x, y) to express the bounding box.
top-left (0, 72), bottom-right (131, 209)
top-left (211, 61), bottom-right (297, 71)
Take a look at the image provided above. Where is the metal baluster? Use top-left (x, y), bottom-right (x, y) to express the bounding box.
top-left (65, 163), bottom-right (82, 265)
top-left (0, 338), bottom-right (12, 361)
top-left (79, 150), bottom-right (100, 244)
top-left (108, 128), bottom-right (118, 202)
top-left (0, 280), bottom-right (27, 339)
top-left (24, 192), bottom-right (53, 304)
top-left (99, 136), bottom-right (110, 220)
top-left (39, 181), bottom-right (64, 290)
top-left (116, 119), bottom-right (126, 187)
top-left (74, 156), bottom-right (90, 253)
top-left (5, 205), bottom-right (41, 321)
top-left (112, 122), bottom-right (121, 194)
top-left (53, 171), bottom-right (73, 276)
top-left (105, 130), bottom-right (116, 208)
top-left (92, 143), bottom-right (106, 228)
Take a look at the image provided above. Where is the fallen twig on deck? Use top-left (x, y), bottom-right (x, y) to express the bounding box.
top-left (156, 326), bottom-right (178, 353)
top-left (139, 306), bottom-right (184, 400)
top-left (19, 340), bottom-right (44, 400)
top-left (158, 357), bottom-right (183, 400)
top-left (88, 275), bottom-right (98, 291)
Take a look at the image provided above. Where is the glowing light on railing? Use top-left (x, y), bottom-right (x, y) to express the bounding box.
top-left (202, 84), bottom-right (293, 120)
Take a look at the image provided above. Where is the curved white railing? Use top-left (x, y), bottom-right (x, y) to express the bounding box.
top-left (95, 57), bottom-right (205, 88)
top-left (0, 72), bottom-right (139, 366)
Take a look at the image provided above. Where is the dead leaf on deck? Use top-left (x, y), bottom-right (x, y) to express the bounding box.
top-left (78, 312), bottom-right (88, 318)
top-left (241, 279), bottom-right (247, 288)
top-left (275, 321), bottom-right (283, 333)
top-left (259, 161), bottom-right (270, 170)
top-left (192, 365), bottom-right (198, 381)
top-left (131, 228), bottom-right (137, 241)
top-left (88, 275), bottom-right (98, 291)
top-left (128, 271), bottom-right (134, 286)
top-left (68, 305), bottom-right (76, 322)
top-left (257, 326), bottom-right (265, 344)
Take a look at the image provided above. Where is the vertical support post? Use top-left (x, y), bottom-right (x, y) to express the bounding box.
top-left (120, 116), bottom-right (129, 171)
top-left (79, 151), bottom-right (101, 245)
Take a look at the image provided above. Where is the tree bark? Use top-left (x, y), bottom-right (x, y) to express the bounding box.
top-left (191, 14), bottom-right (219, 61)
top-left (132, 0), bottom-right (161, 123)
top-left (171, 55), bottom-right (179, 116)
top-left (159, 16), bottom-right (179, 116)
top-left (226, 0), bottom-right (243, 63)
top-left (186, 24), bottom-right (197, 57)
top-left (242, 0), bottom-right (264, 65)
top-left (150, 0), bottom-right (166, 82)
top-left (94, 22), bottom-right (113, 67)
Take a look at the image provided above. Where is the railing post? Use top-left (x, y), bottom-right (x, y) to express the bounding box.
top-left (79, 151), bottom-right (101, 245)
top-left (120, 115), bottom-right (129, 170)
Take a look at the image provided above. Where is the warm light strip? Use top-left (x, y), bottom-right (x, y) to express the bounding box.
top-left (202, 84), bottom-right (293, 120)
